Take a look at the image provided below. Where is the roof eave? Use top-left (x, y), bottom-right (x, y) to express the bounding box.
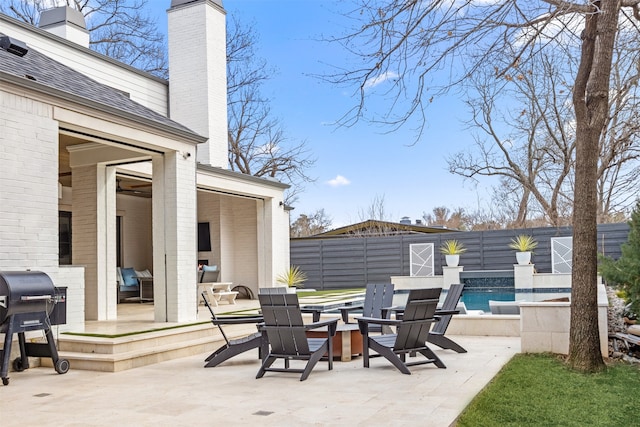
top-left (0, 71), bottom-right (206, 145)
top-left (197, 163), bottom-right (290, 190)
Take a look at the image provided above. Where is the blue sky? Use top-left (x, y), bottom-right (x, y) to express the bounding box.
top-left (151, 0), bottom-right (494, 228)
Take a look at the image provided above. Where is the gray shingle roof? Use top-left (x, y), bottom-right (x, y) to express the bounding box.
top-left (0, 34), bottom-right (204, 143)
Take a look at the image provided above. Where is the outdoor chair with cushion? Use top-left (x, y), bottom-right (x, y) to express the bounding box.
top-left (357, 288), bottom-right (445, 375)
top-left (134, 269), bottom-right (154, 301)
top-left (117, 267), bottom-right (139, 302)
top-left (338, 283), bottom-right (394, 332)
top-left (202, 293), bottom-right (267, 368)
top-left (427, 283), bottom-right (467, 353)
top-left (117, 267), bottom-right (154, 302)
top-left (199, 264), bottom-right (220, 283)
top-left (257, 292), bottom-right (338, 381)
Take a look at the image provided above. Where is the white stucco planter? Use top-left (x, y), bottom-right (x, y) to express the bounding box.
top-left (445, 254), bottom-right (460, 267)
top-left (515, 251), bottom-right (532, 265)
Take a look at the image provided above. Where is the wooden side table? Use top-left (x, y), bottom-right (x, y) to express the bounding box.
top-left (307, 323), bottom-right (363, 362)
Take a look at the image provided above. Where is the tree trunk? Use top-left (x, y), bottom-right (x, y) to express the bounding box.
top-left (568, 1), bottom-right (619, 373)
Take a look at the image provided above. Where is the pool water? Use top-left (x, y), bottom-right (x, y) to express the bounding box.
top-left (461, 289), bottom-right (516, 312)
top-left (461, 272), bottom-right (517, 312)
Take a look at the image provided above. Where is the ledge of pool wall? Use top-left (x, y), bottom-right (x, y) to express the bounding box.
top-left (391, 266), bottom-right (609, 357)
top-left (519, 283), bottom-right (608, 358)
top-left (391, 264), bottom-right (576, 290)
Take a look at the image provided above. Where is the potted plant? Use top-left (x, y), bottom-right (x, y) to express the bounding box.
top-left (508, 235), bottom-right (538, 265)
top-left (276, 265), bottom-right (307, 289)
top-left (439, 240), bottom-right (467, 267)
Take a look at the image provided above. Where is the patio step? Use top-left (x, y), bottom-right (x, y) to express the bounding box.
top-left (41, 322), bottom-right (260, 372)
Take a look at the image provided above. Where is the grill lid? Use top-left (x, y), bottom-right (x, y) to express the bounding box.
top-left (0, 271), bottom-right (56, 325)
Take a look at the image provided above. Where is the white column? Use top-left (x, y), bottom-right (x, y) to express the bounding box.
top-left (71, 164), bottom-right (116, 320)
top-left (257, 198), bottom-right (289, 289)
top-left (514, 264), bottom-right (535, 289)
top-left (152, 152), bottom-right (198, 322)
top-left (104, 167), bottom-right (118, 319)
top-left (442, 266), bottom-right (463, 290)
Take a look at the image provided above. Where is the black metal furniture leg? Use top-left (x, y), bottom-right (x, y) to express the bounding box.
top-left (17, 332), bottom-right (30, 370)
top-left (1, 316), bottom-right (16, 385)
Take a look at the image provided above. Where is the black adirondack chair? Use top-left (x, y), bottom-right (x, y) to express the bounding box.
top-left (338, 283), bottom-right (395, 332)
top-left (357, 288), bottom-right (445, 375)
top-left (427, 284), bottom-right (467, 353)
top-left (257, 292), bottom-right (338, 381)
top-left (258, 287), bottom-right (288, 294)
top-left (258, 287), bottom-right (322, 321)
top-left (202, 294), bottom-right (267, 368)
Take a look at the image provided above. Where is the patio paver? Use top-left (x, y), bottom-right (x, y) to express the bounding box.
top-left (0, 335), bottom-right (519, 426)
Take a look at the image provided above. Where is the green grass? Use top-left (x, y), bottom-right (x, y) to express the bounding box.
top-left (62, 321), bottom-right (211, 338)
top-left (298, 288), bottom-right (364, 297)
top-left (456, 353), bottom-right (640, 426)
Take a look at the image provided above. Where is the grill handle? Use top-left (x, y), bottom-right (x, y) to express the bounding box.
top-left (20, 295), bottom-right (52, 301)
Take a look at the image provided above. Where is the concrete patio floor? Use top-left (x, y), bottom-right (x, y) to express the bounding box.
top-left (0, 335), bottom-right (519, 426)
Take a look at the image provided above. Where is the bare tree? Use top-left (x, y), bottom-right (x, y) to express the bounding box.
top-left (226, 16), bottom-right (316, 202)
top-left (450, 44), bottom-right (640, 227)
top-left (1, 0), bottom-right (167, 77)
top-left (422, 206), bottom-right (468, 230)
top-left (449, 50), bottom-right (576, 227)
top-left (326, 0), bottom-right (640, 372)
top-left (343, 194), bottom-right (399, 236)
top-left (290, 209), bottom-right (332, 238)
top-left (358, 194), bottom-right (391, 222)
top-left (597, 39), bottom-right (640, 222)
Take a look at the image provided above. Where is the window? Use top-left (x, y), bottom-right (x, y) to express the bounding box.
top-left (59, 211), bottom-right (72, 265)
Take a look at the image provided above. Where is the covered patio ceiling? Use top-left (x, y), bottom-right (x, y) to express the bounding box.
top-left (58, 133), bottom-right (153, 197)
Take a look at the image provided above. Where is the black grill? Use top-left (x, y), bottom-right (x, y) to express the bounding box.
top-left (0, 270), bottom-right (69, 386)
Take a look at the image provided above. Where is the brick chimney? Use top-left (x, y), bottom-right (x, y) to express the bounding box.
top-left (167, 0), bottom-right (228, 168)
top-left (39, 6), bottom-right (90, 48)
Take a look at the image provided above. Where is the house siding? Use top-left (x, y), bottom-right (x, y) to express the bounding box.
top-left (1, 15), bottom-right (169, 116)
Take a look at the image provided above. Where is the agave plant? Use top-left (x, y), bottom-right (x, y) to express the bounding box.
top-left (508, 235), bottom-right (538, 252)
top-left (439, 240), bottom-right (467, 255)
top-left (276, 265), bottom-right (307, 288)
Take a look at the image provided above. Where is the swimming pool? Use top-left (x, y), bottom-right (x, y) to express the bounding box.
top-left (460, 271), bottom-right (571, 312)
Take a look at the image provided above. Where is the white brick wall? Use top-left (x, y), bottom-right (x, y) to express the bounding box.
top-left (168, 1), bottom-right (228, 167)
top-left (231, 199), bottom-right (259, 284)
top-left (118, 195), bottom-right (153, 270)
top-left (50, 266), bottom-right (86, 332)
top-left (0, 91), bottom-right (58, 269)
top-left (197, 195), bottom-right (221, 267)
top-left (219, 196), bottom-right (236, 281)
